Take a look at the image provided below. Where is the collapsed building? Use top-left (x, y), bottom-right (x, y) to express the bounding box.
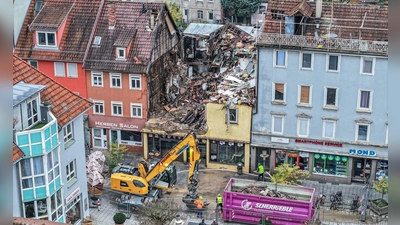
top-left (144, 23), bottom-right (258, 135)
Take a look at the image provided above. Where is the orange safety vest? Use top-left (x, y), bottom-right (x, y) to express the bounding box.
top-left (194, 200), bottom-right (204, 209)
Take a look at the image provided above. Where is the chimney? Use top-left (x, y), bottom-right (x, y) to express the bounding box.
top-left (40, 103), bottom-right (51, 124)
top-left (107, 3), bottom-right (116, 29)
top-left (315, 0), bottom-right (322, 31)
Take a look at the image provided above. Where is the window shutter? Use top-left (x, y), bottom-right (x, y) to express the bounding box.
top-left (300, 86), bottom-right (310, 103)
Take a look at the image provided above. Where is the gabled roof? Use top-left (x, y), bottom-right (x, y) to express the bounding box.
top-left (14, 0), bottom-right (103, 62)
top-left (13, 143), bottom-right (24, 163)
top-left (14, 217), bottom-right (64, 225)
top-left (288, 0), bottom-right (313, 17)
top-left (264, 0), bottom-right (388, 41)
top-left (29, 3), bottom-right (73, 30)
top-left (84, 1), bottom-right (177, 73)
top-left (13, 81), bottom-right (46, 106)
top-left (13, 55), bottom-right (93, 127)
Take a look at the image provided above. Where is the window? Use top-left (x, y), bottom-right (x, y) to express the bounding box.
top-left (66, 63), bottom-right (78, 78)
top-left (209, 141), bottom-right (244, 165)
top-left (111, 102), bottom-right (123, 116)
top-left (93, 100), bottom-right (104, 115)
top-left (227, 108), bottom-right (238, 124)
top-left (274, 50), bottom-right (287, 67)
top-left (271, 115), bottom-right (284, 134)
top-left (20, 157), bottom-right (46, 189)
top-left (271, 10), bottom-right (284, 20)
top-left (63, 123), bottom-right (73, 143)
top-left (91, 72), bottom-right (103, 87)
top-left (27, 98), bottom-right (38, 126)
top-left (29, 60), bottom-right (38, 69)
top-left (327, 55), bottom-right (340, 72)
top-left (197, 10), bottom-right (203, 19)
top-left (385, 124), bottom-right (388, 145)
top-left (301, 53), bottom-right (312, 69)
top-left (120, 130), bottom-right (142, 146)
top-left (116, 47), bottom-right (126, 59)
top-left (313, 154), bottom-right (348, 176)
top-left (37, 32), bottom-right (56, 46)
top-left (66, 160), bottom-right (76, 182)
top-left (93, 128), bottom-right (107, 148)
top-left (208, 11), bottom-right (214, 20)
top-left (130, 103), bottom-right (142, 118)
top-left (272, 82), bottom-right (285, 103)
top-left (259, 5), bottom-right (266, 13)
top-left (110, 73), bottom-right (122, 88)
top-left (324, 87), bottom-right (338, 108)
top-left (356, 124), bottom-right (370, 142)
top-left (357, 89), bottom-right (373, 111)
top-left (322, 120), bottom-right (336, 139)
top-left (361, 57), bottom-right (375, 75)
top-left (129, 75), bottom-right (141, 89)
top-left (298, 85), bottom-right (312, 106)
top-left (297, 118), bottom-right (310, 137)
top-left (54, 62), bottom-right (65, 77)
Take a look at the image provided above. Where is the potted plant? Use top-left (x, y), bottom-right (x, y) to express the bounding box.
top-left (370, 176), bottom-right (388, 215)
top-left (113, 212), bottom-right (126, 225)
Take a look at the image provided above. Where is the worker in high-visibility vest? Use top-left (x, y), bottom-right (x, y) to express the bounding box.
top-left (216, 194), bottom-right (223, 213)
top-left (194, 196), bottom-right (204, 218)
top-left (257, 163), bottom-right (264, 181)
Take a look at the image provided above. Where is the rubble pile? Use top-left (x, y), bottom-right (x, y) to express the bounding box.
top-left (146, 24), bottom-right (257, 134)
top-left (232, 184), bottom-right (298, 200)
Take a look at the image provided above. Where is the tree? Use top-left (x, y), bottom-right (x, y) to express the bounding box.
top-left (270, 164), bottom-right (310, 185)
top-left (373, 176), bottom-right (388, 202)
top-left (106, 142), bottom-right (127, 173)
top-left (221, 0), bottom-right (263, 24)
top-left (164, 1), bottom-right (185, 29)
top-left (136, 200), bottom-right (183, 225)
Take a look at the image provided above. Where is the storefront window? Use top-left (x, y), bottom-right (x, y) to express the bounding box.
top-left (256, 148), bottom-right (270, 170)
top-left (312, 154), bottom-right (348, 176)
top-left (209, 141), bottom-right (244, 165)
top-left (275, 150), bottom-right (286, 167)
top-left (352, 158), bottom-right (371, 179)
top-left (66, 195), bottom-right (81, 224)
top-left (376, 160), bottom-right (388, 180)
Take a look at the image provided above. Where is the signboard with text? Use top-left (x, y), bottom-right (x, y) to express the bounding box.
top-left (88, 115), bottom-right (146, 131)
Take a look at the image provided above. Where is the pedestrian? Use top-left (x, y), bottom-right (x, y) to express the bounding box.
top-left (256, 163), bottom-right (264, 181)
top-left (216, 194), bottom-right (223, 213)
top-left (211, 219), bottom-right (218, 225)
top-left (199, 219), bottom-right (206, 225)
top-left (194, 196), bottom-right (204, 218)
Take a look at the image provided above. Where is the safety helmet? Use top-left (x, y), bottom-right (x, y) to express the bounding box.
top-left (199, 196), bottom-right (203, 199)
top-left (258, 163), bottom-right (261, 166)
top-left (218, 194), bottom-right (221, 196)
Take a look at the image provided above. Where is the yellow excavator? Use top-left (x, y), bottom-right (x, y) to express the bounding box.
top-left (110, 132), bottom-right (207, 208)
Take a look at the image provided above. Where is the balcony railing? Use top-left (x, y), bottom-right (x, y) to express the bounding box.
top-left (258, 33), bottom-right (388, 56)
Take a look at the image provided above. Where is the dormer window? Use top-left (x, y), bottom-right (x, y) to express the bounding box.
top-left (37, 32), bottom-right (56, 46)
top-left (116, 47), bottom-right (126, 59)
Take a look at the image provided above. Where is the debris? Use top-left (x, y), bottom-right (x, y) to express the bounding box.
top-left (232, 184), bottom-right (297, 200)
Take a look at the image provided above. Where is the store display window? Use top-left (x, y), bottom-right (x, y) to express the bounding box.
top-left (256, 148), bottom-right (271, 170)
top-left (209, 141), bottom-right (244, 165)
top-left (312, 154), bottom-right (348, 176)
top-left (65, 195), bottom-right (81, 224)
top-left (274, 150), bottom-right (309, 170)
top-left (275, 150), bottom-right (286, 167)
top-left (376, 160), bottom-right (388, 180)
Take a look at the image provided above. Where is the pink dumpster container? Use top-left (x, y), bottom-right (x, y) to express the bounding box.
top-left (223, 178), bottom-right (316, 225)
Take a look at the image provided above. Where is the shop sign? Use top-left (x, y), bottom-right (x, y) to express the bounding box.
top-left (94, 121), bottom-right (139, 130)
top-left (295, 139), bottom-right (342, 147)
top-left (299, 152), bottom-right (309, 157)
top-left (241, 199), bottom-right (293, 212)
top-left (271, 137), bottom-right (289, 144)
top-left (349, 149), bottom-right (376, 157)
top-left (65, 187), bottom-right (80, 205)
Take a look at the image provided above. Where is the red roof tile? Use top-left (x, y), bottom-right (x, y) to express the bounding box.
top-left (13, 217), bottom-right (64, 225)
top-left (83, 2), bottom-right (172, 73)
top-left (13, 55), bottom-right (93, 127)
top-left (14, 0), bottom-right (102, 62)
top-left (13, 143), bottom-right (24, 163)
top-left (288, 0), bottom-right (313, 17)
top-left (264, 0), bottom-right (388, 41)
top-left (29, 3), bottom-right (73, 30)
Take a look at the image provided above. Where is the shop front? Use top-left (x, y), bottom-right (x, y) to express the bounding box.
top-left (65, 187), bottom-right (82, 224)
top-left (208, 139), bottom-right (249, 172)
top-left (273, 149), bottom-right (310, 171)
top-left (376, 160), bottom-right (388, 180)
top-left (88, 115), bottom-right (146, 152)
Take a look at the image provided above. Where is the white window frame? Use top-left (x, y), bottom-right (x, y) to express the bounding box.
top-left (322, 120), bottom-right (336, 139)
top-left (297, 118), bottom-right (310, 137)
top-left (271, 115), bottom-right (284, 134)
top-left (91, 72), bottom-right (103, 87)
top-left (357, 89), bottom-right (373, 112)
top-left (197, 10), bottom-right (203, 19)
top-left (272, 82), bottom-right (286, 103)
top-left (111, 101), bottom-right (123, 116)
top-left (273, 50), bottom-right (288, 68)
top-left (66, 63), bottom-right (78, 78)
top-left (63, 123), bottom-right (74, 143)
top-left (93, 100), bottom-right (105, 115)
top-left (326, 54), bottom-right (341, 72)
top-left (116, 47), bottom-right (126, 59)
top-left (129, 74), bottom-right (142, 90)
top-left (36, 31), bottom-right (57, 47)
top-left (54, 62), bottom-right (65, 77)
top-left (227, 108), bottom-right (238, 124)
top-left (130, 103), bottom-right (143, 118)
top-left (385, 124), bottom-right (388, 145)
top-left (66, 160), bottom-right (76, 182)
top-left (355, 123), bottom-right (370, 142)
top-left (300, 52), bottom-right (313, 70)
top-left (323, 86), bottom-right (339, 109)
top-left (93, 128), bottom-right (107, 148)
top-left (28, 60), bottom-right (39, 69)
top-left (110, 73), bottom-right (122, 88)
top-left (26, 97), bottom-right (39, 127)
top-left (297, 85), bottom-right (313, 106)
top-left (360, 57), bottom-right (375, 75)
